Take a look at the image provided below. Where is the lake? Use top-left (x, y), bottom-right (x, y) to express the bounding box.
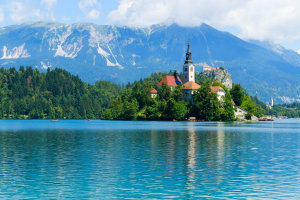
top-left (0, 120), bottom-right (299, 199)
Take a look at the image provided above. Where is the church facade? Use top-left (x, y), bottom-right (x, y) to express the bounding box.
top-left (155, 43), bottom-right (225, 103)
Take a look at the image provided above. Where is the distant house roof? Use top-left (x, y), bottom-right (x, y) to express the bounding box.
top-left (182, 81), bottom-right (201, 90)
top-left (211, 86), bottom-right (225, 93)
top-left (157, 75), bottom-right (182, 87)
top-left (150, 88), bottom-right (158, 94)
top-left (203, 65), bottom-right (220, 71)
top-left (203, 65), bottom-right (211, 69)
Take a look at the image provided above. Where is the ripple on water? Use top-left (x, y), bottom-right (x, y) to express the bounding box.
top-left (0, 120), bottom-right (299, 199)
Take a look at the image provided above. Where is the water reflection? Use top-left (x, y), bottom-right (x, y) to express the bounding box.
top-left (186, 126), bottom-right (197, 191)
top-left (0, 120), bottom-right (299, 199)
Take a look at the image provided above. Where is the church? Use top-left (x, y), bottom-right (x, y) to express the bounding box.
top-left (155, 43), bottom-right (225, 103)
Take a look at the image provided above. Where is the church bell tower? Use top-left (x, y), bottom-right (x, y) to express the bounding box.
top-left (182, 43), bottom-right (195, 84)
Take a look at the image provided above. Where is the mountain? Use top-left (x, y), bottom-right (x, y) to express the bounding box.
top-left (1, 21), bottom-right (300, 103)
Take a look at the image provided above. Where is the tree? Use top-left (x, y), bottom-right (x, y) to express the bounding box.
top-left (193, 80), bottom-right (221, 121)
top-left (172, 85), bottom-right (183, 101)
top-left (230, 84), bottom-right (244, 106)
top-left (220, 92), bottom-right (235, 121)
top-left (241, 95), bottom-right (265, 119)
top-left (158, 82), bottom-right (171, 101)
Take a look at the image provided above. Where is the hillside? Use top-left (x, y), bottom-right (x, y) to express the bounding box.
top-left (1, 22), bottom-right (300, 103)
top-left (0, 67), bottom-right (121, 119)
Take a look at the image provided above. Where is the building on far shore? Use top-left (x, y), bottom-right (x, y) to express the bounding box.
top-left (203, 65), bottom-right (219, 72)
top-left (266, 97), bottom-right (274, 109)
top-left (203, 65), bottom-right (228, 73)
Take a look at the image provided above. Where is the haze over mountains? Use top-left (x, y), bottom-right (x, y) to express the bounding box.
top-left (1, 21), bottom-right (300, 103)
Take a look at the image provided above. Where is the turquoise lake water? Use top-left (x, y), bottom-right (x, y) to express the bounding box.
top-left (0, 120), bottom-right (299, 199)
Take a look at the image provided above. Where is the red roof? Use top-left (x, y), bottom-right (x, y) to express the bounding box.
top-left (157, 75), bottom-right (182, 87)
top-left (150, 89), bottom-right (158, 94)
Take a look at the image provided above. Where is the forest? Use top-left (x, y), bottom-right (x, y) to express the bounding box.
top-left (0, 67), bottom-right (265, 120)
top-left (0, 67), bottom-right (121, 119)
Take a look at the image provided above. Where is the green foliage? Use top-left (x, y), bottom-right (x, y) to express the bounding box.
top-left (230, 84), bottom-right (244, 106)
top-left (230, 84), bottom-right (265, 118)
top-left (241, 95), bottom-right (265, 118)
top-left (220, 92), bottom-right (235, 121)
top-left (104, 80), bottom-right (189, 121)
top-left (0, 67), bottom-right (122, 119)
top-left (192, 80), bottom-right (221, 121)
top-left (266, 102), bottom-right (300, 118)
top-left (0, 67), bottom-right (266, 121)
top-left (104, 73), bottom-right (264, 121)
top-left (158, 82), bottom-right (172, 101)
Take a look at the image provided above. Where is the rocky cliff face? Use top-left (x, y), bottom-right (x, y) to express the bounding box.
top-left (203, 68), bottom-right (232, 90)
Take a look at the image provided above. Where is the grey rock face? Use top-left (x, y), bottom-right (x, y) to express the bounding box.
top-left (203, 68), bottom-right (232, 89)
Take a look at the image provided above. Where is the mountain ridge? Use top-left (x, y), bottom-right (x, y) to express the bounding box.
top-left (1, 21), bottom-right (300, 103)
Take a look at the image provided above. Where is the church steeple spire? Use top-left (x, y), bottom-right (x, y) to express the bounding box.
top-left (182, 42), bottom-right (195, 84)
top-left (185, 42), bottom-right (192, 64)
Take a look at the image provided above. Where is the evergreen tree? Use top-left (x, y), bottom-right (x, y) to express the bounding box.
top-left (230, 84), bottom-right (244, 106)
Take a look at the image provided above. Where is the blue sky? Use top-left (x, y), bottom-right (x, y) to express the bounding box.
top-left (0, 0), bottom-right (119, 25)
top-left (1, 0), bottom-right (300, 52)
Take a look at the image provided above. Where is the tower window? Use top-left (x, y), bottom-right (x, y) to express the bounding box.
top-left (190, 67), bottom-right (193, 71)
top-left (185, 68), bottom-right (188, 72)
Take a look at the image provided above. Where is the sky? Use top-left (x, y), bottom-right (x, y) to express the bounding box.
top-left (1, 0), bottom-right (300, 52)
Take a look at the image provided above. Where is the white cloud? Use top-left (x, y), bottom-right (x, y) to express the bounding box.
top-left (87, 9), bottom-right (100, 19)
top-left (108, 0), bottom-right (300, 43)
top-left (41, 0), bottom-right (58, 10)
top-left (9, 1), bottom-right (42, 23)
top-left (78, 0), bottom-right (101, 19)
top-left (8, 1), bottom-right (58, 23)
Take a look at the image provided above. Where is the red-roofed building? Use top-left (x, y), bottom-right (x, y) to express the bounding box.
top-left (157, 72), bottom-right (182, 90)
top-left (150, 88), bottom-right (158, 98)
